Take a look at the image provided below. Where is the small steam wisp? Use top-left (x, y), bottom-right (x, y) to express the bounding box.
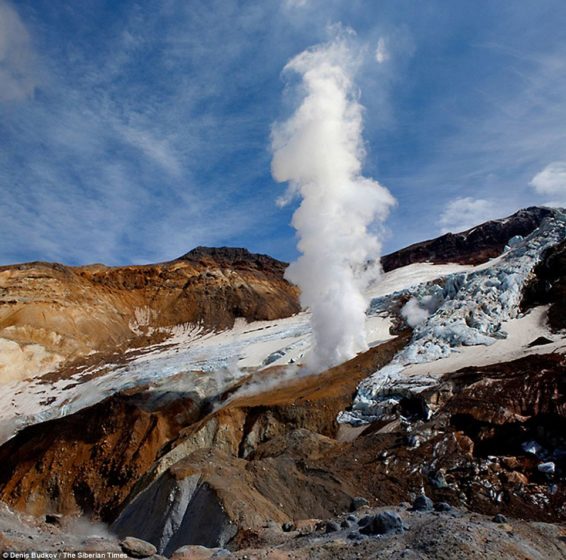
top-left (271, 30), bottom-right (395, 372)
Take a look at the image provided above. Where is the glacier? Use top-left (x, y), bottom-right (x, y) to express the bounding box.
top-left (339, 208), bottom-right (566, 425)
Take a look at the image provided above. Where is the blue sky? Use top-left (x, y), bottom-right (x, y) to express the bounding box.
top-left (1, 0), bottom-right (566, 265)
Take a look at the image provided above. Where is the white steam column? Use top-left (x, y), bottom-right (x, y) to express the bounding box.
top-left (271, 31), bottom-right (395, 372)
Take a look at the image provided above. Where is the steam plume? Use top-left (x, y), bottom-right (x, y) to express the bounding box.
top-left (271, 30), bottom-right (395, 372)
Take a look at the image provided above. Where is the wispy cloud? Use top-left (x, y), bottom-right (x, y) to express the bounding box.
top-left (439, 197), bottom-right (500, 234)
top-left (117, 125), bottom-right (181, 177)
top-left (283, 0), bottom-right (310, 8)
top-left (374, 38), bottom-right (389, 64)
top-left (530, 162), bottom-right (566, 206)
top-left (0, 0), bottom-right (38, 101)
top-left (0, 0), bottom-right (293, 265)
top-left (1, 0), bottom-right (565, 265)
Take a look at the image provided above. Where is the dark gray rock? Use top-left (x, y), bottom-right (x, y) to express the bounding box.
top-left (528, 336), bottom-right (553, 347)
top-left (346, 514), bottom-right (358, 523)
top-left (112, 473), bottom-right (237, 556)
top-left (412, 495), bottom-right (434, 511)
top-left (45, 514), bottom-right (63, 526)
top-left (430, 471), bottom-right (448, 489)
top-left (492, 514), bottom-right (508, 524)
top-left (359, 512), bottom-right (404, 536)
top-left (434, 502), bottom-right (452, 512)
top-left (350, 496), bottom-right (369, 511)
top-left (282, 522), bottom-right (295, 532)
top-left (340, 519), bottom-right (352, 529)
top-left (325, 521), bottom-right (340, 533)
top-left (120, 536), bottom-right (157, 558)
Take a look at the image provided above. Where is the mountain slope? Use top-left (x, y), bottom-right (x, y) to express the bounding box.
top-left (0, 247), bottom-right (300, 382)
top-left (0, 206), bottom-right (564, 557)
top-left (381, 206), bottom-right (553, 271)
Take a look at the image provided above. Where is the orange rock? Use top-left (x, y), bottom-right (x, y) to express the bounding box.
top-left (505, 471), bottom-right (528, 485)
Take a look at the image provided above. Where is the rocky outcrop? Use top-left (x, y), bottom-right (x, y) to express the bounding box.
top-left (381, 207), bottom-right (554, 271)
top-left (113, 470), bottom-right (237, 556)
top-left (0, 390), bottom-right (203, 520)
top-left (0, 248), bottom-right (299, 381)
top-left (522, 238), bottom-right (566, 330)
top-left (0, 334), bottom-right (408, 543)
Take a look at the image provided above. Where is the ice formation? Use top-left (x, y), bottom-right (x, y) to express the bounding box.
top-left (339, 208), bottom-right (566, 425)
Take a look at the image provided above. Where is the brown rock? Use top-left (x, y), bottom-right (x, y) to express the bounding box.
top-left (505, 471), bottom-right (528, 486)
top-left (0, 247), bottom-right (300, 382)
top-left (120, 536), bottom-right (157, 558)
top-left (294, 518), bottom-right (322, 534)
top-left (501, 456), bottom-right (520, 470)
top-left (170, 545), bottom-right (230, 560)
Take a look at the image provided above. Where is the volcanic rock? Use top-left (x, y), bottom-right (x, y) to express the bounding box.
top-left (412, 495), bottom-right (434, 512)
top-left (358, 511), bottom-right (404, 535)
top-left (528, 336), bottom-right (554, 347)
top-left (522, 238), bottom-right (566, 330)
top-left (0, 390), bottom-right (199, 520)
top-left (45, 513), bottom-right (63, 526)
top-left (170, 545), bottom-right (232, 560)
top-left (325, 521), bottom-right (340, 533)
top-left (350, 496), bottom-right (369, 511)
top-left (120, 536), bottom-right (157, 558)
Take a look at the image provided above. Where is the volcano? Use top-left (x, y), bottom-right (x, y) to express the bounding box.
top-left (0, 207), bottom-right (565, 559)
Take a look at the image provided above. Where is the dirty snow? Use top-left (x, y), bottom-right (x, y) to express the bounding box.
top-left (0, 308), bottom-right (393, 444)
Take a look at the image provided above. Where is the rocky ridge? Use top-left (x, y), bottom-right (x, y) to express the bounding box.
top-left (381, 206), bottom-right (553, 271)
top-left (0, 247), bottom-right (300, 382)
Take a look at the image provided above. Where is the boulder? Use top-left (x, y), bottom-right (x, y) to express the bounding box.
top-left (412, 495), bottom-right (433, 512)
top-left (325, 521), bottom-right (340, 533)
top-left (359, 512), bottom-right (404, 535)
top-left (120, 536), bottom-right (157, 558)
top-left (350, 496), bottom-right (369, 511)
top-left (170, 546), bottom-right (232, 560)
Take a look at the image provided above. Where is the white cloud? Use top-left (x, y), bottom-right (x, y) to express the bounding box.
top-left (375, 37), bottom-right (389, 64)
top-left (118, 125), bottom-right (181, 177)
top-left (439, 197), bottom-right (501, 234)
top-left (529, 162), bottom-right (566, 206)
top-left (0, 1), bottom-right (38, 102)
top-left (283, 0), bottom-right (310, 7)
